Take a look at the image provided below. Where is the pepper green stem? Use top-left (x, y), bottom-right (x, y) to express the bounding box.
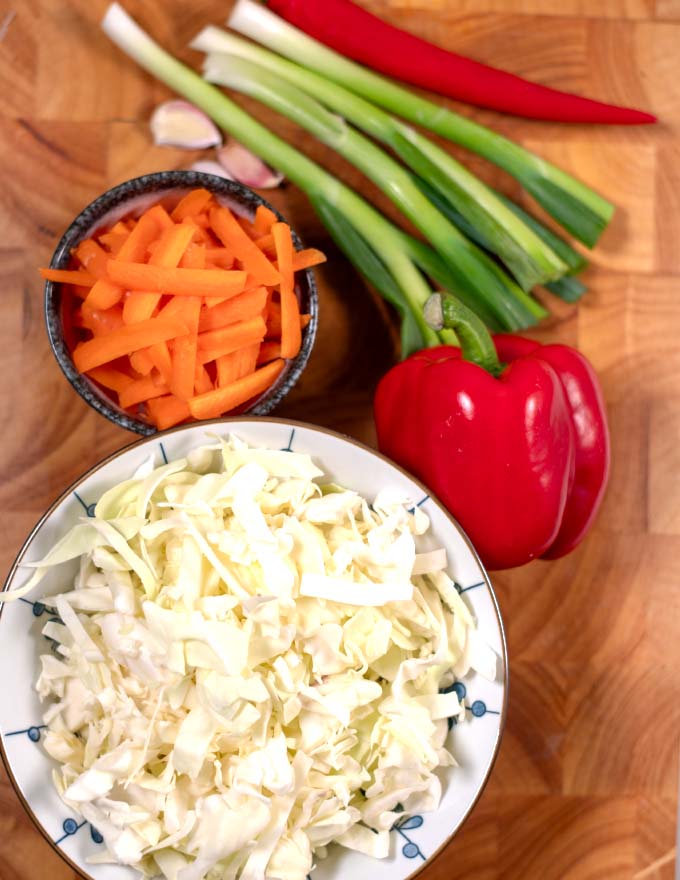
top-left (424, 293), bottom-right (502, 375)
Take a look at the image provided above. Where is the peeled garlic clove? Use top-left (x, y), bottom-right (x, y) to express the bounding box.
top-left (216, 140), bottom-right (284, 189)
top-left (150, 100), bottom-right (222, 149)
top-left (189, 160), bottom-right (234, 180)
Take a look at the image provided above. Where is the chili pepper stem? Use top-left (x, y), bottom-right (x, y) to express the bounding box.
top-left (425, 293), bottom-right (502, 376)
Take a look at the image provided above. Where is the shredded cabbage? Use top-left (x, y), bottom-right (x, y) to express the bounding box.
top-left (11, 436), bottom-right (496, 879)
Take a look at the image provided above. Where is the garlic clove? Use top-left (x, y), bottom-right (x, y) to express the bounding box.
top-left (189, 160), bottom-right (235, 180)
top-left (216, 140), bottom-right (284, 189)
top-left (150, 100), bottom-right (223, 149)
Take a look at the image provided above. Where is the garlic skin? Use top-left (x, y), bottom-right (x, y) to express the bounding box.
top-left (216, 140), bottom-right (284, 189)
top-left (189, 160), bottom-right (235, 180)
top-left (150, 100), bottom-right (223, 149)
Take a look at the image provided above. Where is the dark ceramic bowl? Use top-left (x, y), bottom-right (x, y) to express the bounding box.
top-left (44, 171), bottom-right (318, 435)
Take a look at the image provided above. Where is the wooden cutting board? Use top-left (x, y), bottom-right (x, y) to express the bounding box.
top-left (0, 1), bottom-right (678, 878)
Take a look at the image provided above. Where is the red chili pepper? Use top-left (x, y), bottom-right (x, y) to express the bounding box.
top-left (373, 295), bottom-right (610, 570)
top-left (267, 0), bottom-right (656, 125)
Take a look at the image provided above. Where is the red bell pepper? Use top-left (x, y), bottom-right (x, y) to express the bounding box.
top-left (374, 294), bottom-right (609, 570)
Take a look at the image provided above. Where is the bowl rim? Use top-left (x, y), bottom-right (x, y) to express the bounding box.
top-left (0, 416), bottom-right (508, 880)
top-left (43, 170), bottom-right (319, 436)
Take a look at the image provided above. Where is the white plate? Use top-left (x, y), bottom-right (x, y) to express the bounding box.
top-left (0, 418), bottom-right (507, 880)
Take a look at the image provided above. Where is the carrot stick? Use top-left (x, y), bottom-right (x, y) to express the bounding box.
top-left (254, 234), bottom-right (276, 256)
top-left (151, 223), bottom-right (195, 267)
top-left (72, 317), bottom-right (189, 373)
top-left (106, 261), bottom-right (247, 297)
top-left (147, 341), bottom-right (173, 385)
top-left (301, 314), bottom-right (311, 329)
top-left (83, 279), bottom-right (123, 311)
top-left (179, 242), bottom-right (206, 269)
top-left (145, 204), bottom-right (174, 230)
top-left (253, 205), bottom-right (278, 236)
top-left (122, 223), bottom-right (197, 325)
top-left (97, 231), bottom-right (128, 256)
top-left (209, 205), bottom-right (281, 287)
top-left (194, 362), bottom-right (213, 395)
top-left (171, 188), bottom-right (214, 221)
top-left (256, 340), bottom-right (281, 365)
top-left (266, 300), bottom-right (282, 338)
top-left (188, 359), bottom-right (285, 421)
top-left (40, 268), bottom-right (96, 287)
top-left (85, 365), bottom-right (135, 394)
top-left (129, 348), bottom-right (155, 376)
top-left (198, 333), bottom-right (266, 365)
top-left (169, 297), bottom-right (202, 402)
top-left (73, 239), bottom-right (110, 278)
top-left (116, 212), bottom-right (160, 263)
top-left (77, 304), bottom-right (125, 337)
top-left (119, 374), bottom-right (169, 410)
top-left (146, 395), bottom-right (191, 431)
top-left (197, 316), bottom-right (266, 352)
top-left (198, 287), bottom-right (268, 333)
top-left (205, 247), bottom-right (235, 269)
top-left (289, 248), bottom-right (327, 272)
top-left (272, 223), bottom-right (301, 359)
top-left (216, 342), bottom-right (260, 388)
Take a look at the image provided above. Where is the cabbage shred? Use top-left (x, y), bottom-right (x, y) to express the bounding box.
top-left (17, 437), bottom-right (496, 879)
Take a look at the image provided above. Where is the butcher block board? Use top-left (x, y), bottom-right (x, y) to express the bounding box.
top-left (0, 1), bottom-right (678, 878)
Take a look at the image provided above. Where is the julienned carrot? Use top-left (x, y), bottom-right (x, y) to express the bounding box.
top-left (119, 374), bottom-right (169, 409)
top-left (170, 297), bottom-right (202, 401)
top-left (216, 342), bottom-right (261, 388)
top-left (209, 205), bottom-right (281, 287)
top-left (77, 305), bottom-right (125, 337)
top-left (72, 317), bottom-right (189, 373)
top-left (198, 336), bottom-right (265, 365)
top-left (123, 224), bottom-right (196, 324)
top-left (147, 341), bottom-right (173, 385)
top-left (197, 316), bottom-right (267, 352)
top-left (194, 362), bottom-right (213, 395)
top-left (97, 231), bottom-right (128, 256)
top-left (205, 247), bottom-right (235, 269)
top-left (180, 242), bottom-right (206, 269)
top-left (129, 348), bottom-right (155, 376)
top-left (188, 358), bottom-right (285, 421)
top-left (83, 279), bottom-right (123, 311)
top-left (116, 212), bottom-right (160, 262)
top-left (145, 204), bottom-right (174, 230)
top-left (85, 365), bottom-right (135, 393)
top-left (272, 223), bottom-right (301, 359)
top-left (146, 395), bottom-right (191, 430)
top-left (257, 340), bottom-right (281, 365)
top-left (107, 261), bottom-right (248, 297)
top-left (198, 287), bottom-right (268, 333)
top-left (266, 302), bottom-right (311, 337)
top-left (40, 268), bottom-right (96, 287)
top-left (52, 190), bottom-right (322, 429)
top-left (253, 204), bottom-right (278, 236)
top-left (255, 234), bottom-right (276, 256)
top-left (171, 188), bottom-right (214, 221)
top-left (290, 248), bottom-right (327, 272)
top-left (74, 239), bottom-right (110, 279)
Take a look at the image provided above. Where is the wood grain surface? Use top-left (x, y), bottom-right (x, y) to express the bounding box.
top-left (0, 1), bottom-right (678, 878)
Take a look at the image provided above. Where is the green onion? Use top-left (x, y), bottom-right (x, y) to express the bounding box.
top-left (228, 0), bottom-right (614, 247)
top-left (101, 3), bottom-right (438, 356)
top-left (545, 276), bottom-right (588, 303)
top-left (201, 52), bottom-right (546, 329)
top-left (312, 198), bottom-right (432, 355)
top-left (416, 177), bottom-right (588, 303)
top-left (495, 193), bottom-right (588, 275)
top-left (192, 27), bottom-right (567, 293)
